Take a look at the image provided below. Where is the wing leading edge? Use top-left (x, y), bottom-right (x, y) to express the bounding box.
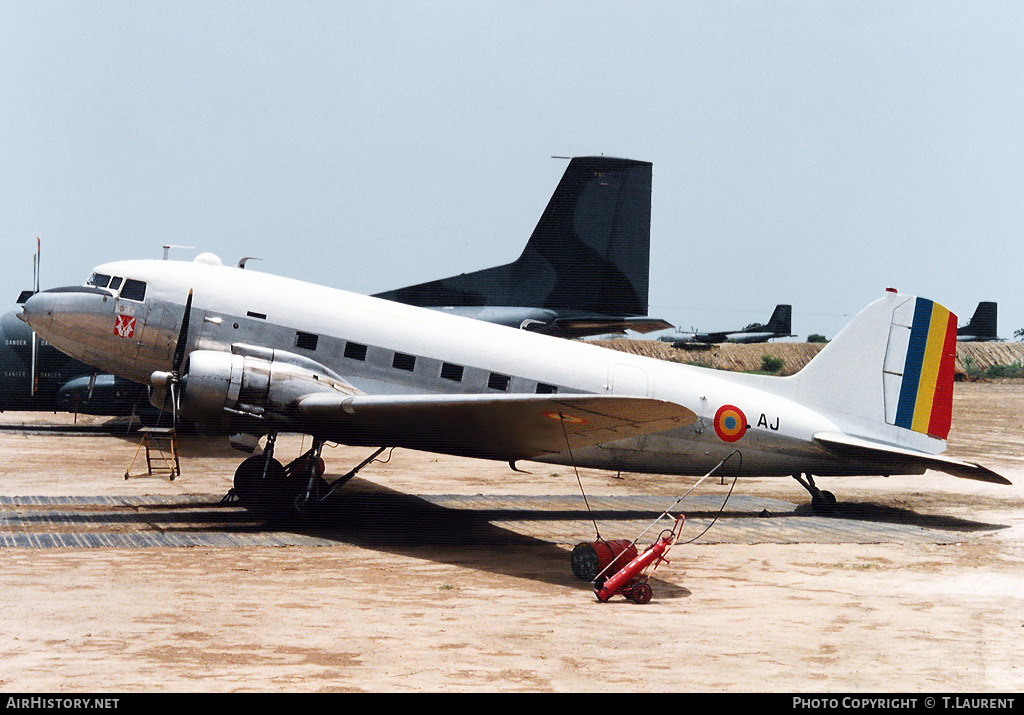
top-left (296, 393), bottom-right (696, 462)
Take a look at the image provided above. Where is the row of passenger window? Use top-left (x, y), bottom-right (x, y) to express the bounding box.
top-left (301, 332), bottom-right (559, 394)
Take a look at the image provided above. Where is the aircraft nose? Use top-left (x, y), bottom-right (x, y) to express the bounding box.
top-left (19, 291), bottom-right (54, 330)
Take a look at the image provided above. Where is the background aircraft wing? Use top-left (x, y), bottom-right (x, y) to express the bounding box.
top-left (524, 316), bottom-right (674, 339)
top-left (296, 393), bottom-right (696, 462)
top-left (813, 432), bottom-right (1011, 484)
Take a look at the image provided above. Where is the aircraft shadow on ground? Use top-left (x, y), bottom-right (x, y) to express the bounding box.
top-left (272, 479), bottom-right (626, 594)
top-left (790, 501), bottom-right (1008, 533)
top-left (144, 476), bottom-right (1002, 595)
top-left (128, 479), bottom-right (686, 596)
top-left (12, 475), bottom-right (1000, 596)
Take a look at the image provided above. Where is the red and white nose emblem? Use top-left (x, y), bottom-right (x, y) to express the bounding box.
top-left (115, 314), bottom-right (136, 338)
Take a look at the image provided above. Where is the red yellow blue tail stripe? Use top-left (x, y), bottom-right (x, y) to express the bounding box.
top-left (894, 298), bottom-right (957, 439)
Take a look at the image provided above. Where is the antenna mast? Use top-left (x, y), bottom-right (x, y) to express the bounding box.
top-left (30, 238), bottom-right (40, 396)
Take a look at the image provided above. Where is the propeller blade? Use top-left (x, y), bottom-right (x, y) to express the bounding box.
top-left (170, 380), bottom-right (179, 428)
top-left (172, 290), bottom-right (194, 374)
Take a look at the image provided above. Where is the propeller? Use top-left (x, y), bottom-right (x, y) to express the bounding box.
top-left (172, 289), bottom-right (194, 375)
top-left (152, 289), bottom-right (193, 428)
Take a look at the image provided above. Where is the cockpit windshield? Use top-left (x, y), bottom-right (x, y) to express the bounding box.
top-left (88, 273), bottom-right (112, 288)
top-left (86, 273), bottom-right (146, 301)
top-left (120, 279), bottom-right (147, 302)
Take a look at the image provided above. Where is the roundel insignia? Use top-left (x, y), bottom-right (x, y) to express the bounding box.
top-left (714, 404), bottom-right (748, 443)
top-left (543, 411), bottom-right (589, 425)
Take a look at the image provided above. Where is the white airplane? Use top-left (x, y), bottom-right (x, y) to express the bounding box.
top-left (19, 257), bottom-right (1009, 516)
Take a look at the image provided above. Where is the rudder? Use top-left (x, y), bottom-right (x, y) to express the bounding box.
top-left (887, 297), bottom-right (958, 439)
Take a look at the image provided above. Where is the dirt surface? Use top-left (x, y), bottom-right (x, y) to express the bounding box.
top-left (595, 338), bottom-right (1024, 377)
top-left (0, 381), bottom-right (1022, 692)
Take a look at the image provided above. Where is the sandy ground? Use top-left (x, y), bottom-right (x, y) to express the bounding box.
top-left (0, 380), bottom-right (1022, 693)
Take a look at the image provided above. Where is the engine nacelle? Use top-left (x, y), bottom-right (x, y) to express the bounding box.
top-left (170, 345), bottom-right (358, 426)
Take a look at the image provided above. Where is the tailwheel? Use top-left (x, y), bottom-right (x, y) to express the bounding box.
top-left (793, 473), bottom-right (837, 515)
top-left (813, 489), bottom-right (837, 514)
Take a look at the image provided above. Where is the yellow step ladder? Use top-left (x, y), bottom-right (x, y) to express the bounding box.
top-left (124, 427), bottom-right (180, 481)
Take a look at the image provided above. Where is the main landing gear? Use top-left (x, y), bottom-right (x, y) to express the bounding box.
top-left (792, 473), bottom-right (837, 515)
top-left (229, 434), bottom-right (388, 518)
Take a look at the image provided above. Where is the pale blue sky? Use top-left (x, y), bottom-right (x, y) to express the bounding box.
top-left (3, 1), bottom-right (1022, 340)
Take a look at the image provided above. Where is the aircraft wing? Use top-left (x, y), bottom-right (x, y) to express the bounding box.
top-left (296, 393), bottom-right (696, 462)
top-left (813, 432), bottom-right (1011, 485)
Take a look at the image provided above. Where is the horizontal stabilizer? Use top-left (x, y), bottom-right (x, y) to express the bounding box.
top-left (814, 432), bottom-right (1011, 485)
top-left (297, 393), bottom-right (695, 462)
top-left (524, 316), bottom-right (673, 339)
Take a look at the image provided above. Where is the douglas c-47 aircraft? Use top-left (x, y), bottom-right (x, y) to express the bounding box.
top-left (20, 257), bottom-right (1010, 515)
top-left (2, 156), bottom-right (669, 418)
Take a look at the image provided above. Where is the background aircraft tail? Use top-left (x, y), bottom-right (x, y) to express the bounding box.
top-left (957, 301), bottom-right (998, 341)
top-left (781, 289), bottom-right (957, 451)
top-left (374, 156), bottom-right (653, 317)
top-left (764, 304), bottom-right (792, 336)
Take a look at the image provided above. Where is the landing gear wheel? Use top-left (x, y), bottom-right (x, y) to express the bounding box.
top-left (233, 456), bottom-right (264, 508)
top-left (233, 455), bottom-right (287, 515)
top-left (794, 474), bottom-right (838, 515)
top-left (631, 582), bottom-right (653, 604)
top-left (810, 489), bottom-right (837, 515)
top-left (286, 448), bottom-right (330, 516)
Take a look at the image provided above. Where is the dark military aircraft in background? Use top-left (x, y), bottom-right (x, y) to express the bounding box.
top-left (1, 155), bottom-right (669, 414)
top-left (658, 304), bottom-right (794, 347)
top-left (0, 308), bottom-right (149, 415)
top-left (374, 155), bottom-right (671, 339)
top-left (957, 301), bottom-right (1001, 342)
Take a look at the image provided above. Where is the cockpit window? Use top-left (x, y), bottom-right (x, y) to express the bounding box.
top-left (88, 273), bottom-right (112, 288)
top-left (109, 276), bottom-right (123, 290)
top-left (120, 278), bottom-right (147, 302)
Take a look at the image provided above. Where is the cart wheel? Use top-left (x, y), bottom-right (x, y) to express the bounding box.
top-left (631, 582), bottom-right (653, 604)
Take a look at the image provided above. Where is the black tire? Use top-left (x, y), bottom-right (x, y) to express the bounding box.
top-left (631, 582), bottom-right (653, 604)
top-left (233, 455), bottom-right (287, 515)
top-left (811, 489), bottom-right (838, 515)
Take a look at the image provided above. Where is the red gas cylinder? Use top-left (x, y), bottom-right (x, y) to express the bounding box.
top-left (571, 539), bottom-right (639, 581)
top-left (594, 516), bottom-right (685, 604)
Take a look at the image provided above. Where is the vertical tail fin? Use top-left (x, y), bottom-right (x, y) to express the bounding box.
top-left (374, 156), bottom-right (652, 316)
top-left (782, 290), bottom-right (958, 450)
top-left (957, 301), bottom-right (998, 341)
top-left (765, 304), bottom-right (792, 336)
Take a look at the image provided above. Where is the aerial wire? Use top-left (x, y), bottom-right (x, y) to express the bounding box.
top-left (560, 412), bottom-right (602, 541)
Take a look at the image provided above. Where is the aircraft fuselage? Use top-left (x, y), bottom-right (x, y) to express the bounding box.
top-left (20, 258), bottom-right (944, 480)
